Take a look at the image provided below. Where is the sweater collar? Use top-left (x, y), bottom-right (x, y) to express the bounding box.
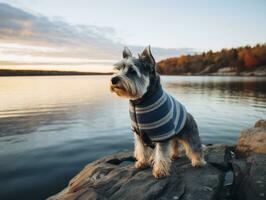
top-left (130, 76), bottom-right (162, 106)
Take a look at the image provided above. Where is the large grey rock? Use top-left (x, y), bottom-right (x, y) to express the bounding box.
top-left (48, 145), bottom-right (229, 200)
top-left (231, 154), bottom-right (266, 200)
top-left (48, 120), bottom-right (266, 200)
top-left (231, 119), bottom-right (266, 200)
top-left (236, 119), bottom-right (266, 156)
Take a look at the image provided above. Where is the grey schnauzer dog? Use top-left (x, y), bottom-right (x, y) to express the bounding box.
top-left (110, 46), bottom-right (206, 178)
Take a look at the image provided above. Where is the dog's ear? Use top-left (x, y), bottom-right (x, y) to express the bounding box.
top-left (139, 45), bottom-right (156, 68)
top-left (123, 47), bottom-right (132, 58)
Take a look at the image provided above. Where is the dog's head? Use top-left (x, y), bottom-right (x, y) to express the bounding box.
top-left (110, 46), bottom-right (157, 100)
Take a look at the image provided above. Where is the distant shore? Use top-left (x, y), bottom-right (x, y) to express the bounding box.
top-left (159, 66), bottom-right (266, 77)
top-left (156, 65), bottom-right (266, 77)
top-left (1, 68), bottom-right (266, 77)
top-left (0, 69), bottom-right (113, 76)
top-left (157, 43), bottom-right (266, 77)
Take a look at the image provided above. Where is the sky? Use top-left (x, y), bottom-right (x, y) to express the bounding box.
top-left (0, 0), bottom-right (266, 72)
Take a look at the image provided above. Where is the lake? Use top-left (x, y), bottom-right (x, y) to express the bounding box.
top-left (0, 75), bottom-right (265, 200)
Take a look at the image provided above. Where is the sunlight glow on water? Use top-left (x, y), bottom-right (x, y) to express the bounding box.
top-left (0, 75), bottom-right (265, 200)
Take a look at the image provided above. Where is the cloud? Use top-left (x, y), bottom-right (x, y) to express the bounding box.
top-left (0, 3), bottom-right (122, 58)
top-left (0, 3), bottom-right (195, 62)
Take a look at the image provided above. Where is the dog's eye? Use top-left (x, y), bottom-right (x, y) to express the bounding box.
top-left (127, 67), bottom-right (136, 74)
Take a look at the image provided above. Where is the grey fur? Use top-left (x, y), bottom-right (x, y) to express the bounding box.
top-left (111, 46), bottom-right (155, 100)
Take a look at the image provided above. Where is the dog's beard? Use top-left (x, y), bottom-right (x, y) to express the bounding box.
top-left (110, 75), bottom-right (149, 100)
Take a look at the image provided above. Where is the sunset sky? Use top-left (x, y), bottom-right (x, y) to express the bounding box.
top-left (0, 0), bottom-right (266, 72)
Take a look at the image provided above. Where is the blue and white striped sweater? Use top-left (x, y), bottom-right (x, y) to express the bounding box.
top-left (129, 85), bottom-right (187, 142)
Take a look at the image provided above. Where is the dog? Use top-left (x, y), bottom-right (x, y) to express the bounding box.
top-left (110, 46), bottom-right (206, 178)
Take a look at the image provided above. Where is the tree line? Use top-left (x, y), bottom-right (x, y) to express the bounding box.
top-left (156, 43), bottom-right (266, 75)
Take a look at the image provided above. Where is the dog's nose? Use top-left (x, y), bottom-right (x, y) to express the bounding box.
top-left (111, 76), bottom-right (120, 85)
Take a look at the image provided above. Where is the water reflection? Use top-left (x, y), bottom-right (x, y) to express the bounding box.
top-left (162, 76), bottom-right (266, 145)
top-left (0, 75), bottom-right (265, 200)
top-left (164, 76), bottom-right (266, 98)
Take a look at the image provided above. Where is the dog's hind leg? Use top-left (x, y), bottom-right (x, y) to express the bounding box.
top-left (134, 132), bottom-right (152, 169)
top-left (152, 141), bottom-right (172, 178)
top-left (177, 113), bottom-right (206, 167)
top-left (169, 137), bottom-right (180, 160)
top-left (178, 124), bottom-right (207, 167)
top-left (179, 138), bottom-right (206, 167)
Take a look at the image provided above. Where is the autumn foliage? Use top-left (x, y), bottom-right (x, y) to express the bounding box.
top-left (157, 43), bottom-right (266, 75)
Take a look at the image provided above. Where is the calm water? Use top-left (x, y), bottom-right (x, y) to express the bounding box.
top-left (0, 76), bottom-right (265, 200)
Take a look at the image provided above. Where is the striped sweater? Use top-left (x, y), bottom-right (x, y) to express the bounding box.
top-left (129, 84), bottom-right (187, 142)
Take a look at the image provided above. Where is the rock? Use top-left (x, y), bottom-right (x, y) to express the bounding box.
top-left (198, 64), bottom-right (219, 74)
top-left (231, 153), bottom-right (266, 200)
top-left (48, 120), bottom-right (266, 200)
top-left (255, 119), bottom-right (266, 129)
top-left (231, 119), bottom-right (266, 200)
top-left (254, 66), bottom-right (266, 76)
top-left (236, 119), bottom-right (266, 156)
top-left (48, 145), bottom-right (230, 200)
top-left (217, 67), bottom-right (236, 73)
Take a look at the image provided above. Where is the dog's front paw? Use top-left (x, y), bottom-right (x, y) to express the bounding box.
top-left (152, 161), bottom-right (171, 179)
top-left (135, 161), bottom-right (148, 169)
top-left (152, 167), bottom-right (169, 179)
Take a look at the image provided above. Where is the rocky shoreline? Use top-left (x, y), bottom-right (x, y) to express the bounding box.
top-left (48, 120), bottom-right (266, 200)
